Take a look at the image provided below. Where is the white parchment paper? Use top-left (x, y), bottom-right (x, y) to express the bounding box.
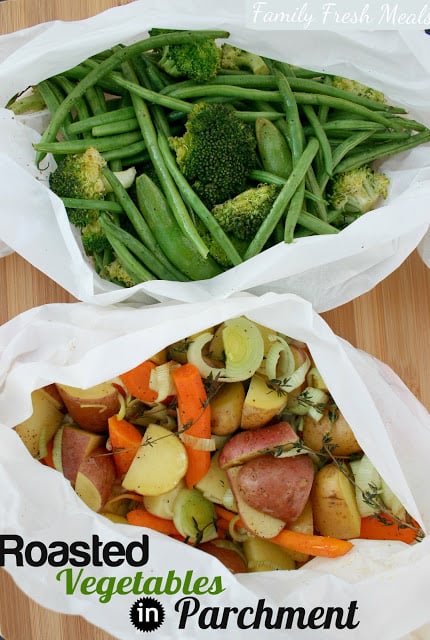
top-left (0, 293), bottom-right (430, 639)
top-left (0, 2), bottom-right (430, 309)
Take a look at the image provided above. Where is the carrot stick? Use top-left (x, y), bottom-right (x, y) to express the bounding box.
top-left (108, 415), bottom-right (142, 478)
top-left (172, 363), bottom-right (211, 488)
top-left (120, 360), bottom-right (158, 403)
top-left (215, 505), bottom-right (353, 559)
top-left (126, 508), bottom-right (180, 535)
top-left (360, 513), bottom-right (420, 544)
top-left (270, 529), bottom-right (353, 558)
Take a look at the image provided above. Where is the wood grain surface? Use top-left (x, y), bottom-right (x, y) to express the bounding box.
top-left (1, 2), bottom-right (430, 639)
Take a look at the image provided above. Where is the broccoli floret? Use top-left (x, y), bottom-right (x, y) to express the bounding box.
top-left (49, 147), bottom-right (135, 228)
top-left (100, 258), bottom-right (138, 288)
top-left (212, 183), bottom-right (280, 241)
top-left (331, 76), bottom-right (386, 103)
top-left (328, 165), bottom-right (390, 214)
top-left (49, 147), bottom-right (109, 204)
top-left (169, 102), bottom-right (257, 209)
top-left (149, 28), bottom-right (221, 82)
top-left (219, 43), bottom-right (270, 76)
top-left (81, 218), bottom-right (111, 256)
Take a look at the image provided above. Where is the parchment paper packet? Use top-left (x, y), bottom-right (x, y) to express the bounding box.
top-left (1, 1), bottom-right (430, 310)
top-left (1, 292), bottom-right (430, 640)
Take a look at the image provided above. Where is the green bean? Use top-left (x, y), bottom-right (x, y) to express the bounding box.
top-left (319, 130), bottom-right (375, 190)
top-left (35, 29), bottom-right (230, 166)
top-left (37, 80), bottom-right (76, 142)
top-left (85, 85), bottom-right (108, 116)
top-left (61, 198), bottom-right (123, 213)
top-left (304, 166), bottom-right (328, 221)
top-left (33, 130), bottom-right (143, 155)
top-left (275, 69), bottom-right (307, 242)
top-left (249, 169), bottom-right (327, 206)
top-left (101, 166), bottom-right (186, 281)
top-left (102, 143), bottom-right (149, 163)
top-left (293, 93), bottom-right (405, 131)
top-left (101, 224), bottom-right (156, 284)
top-left (99, 213), bottom-right (188, 282)
top-left (297, 210), bottom-right (339, 235)
top-left (53, 76), bottom-right (92, 135)
top-left (110, 72), bottom-right (193, 113)
top-left (120, 59), bottom-right (210, 260)
top-left (92, 117), bottom-right (139, 137)
top-left (135, 174), bottom-right (222, 280)
top-left (66, 106), bottom-right (136, 135)
top-left (302, 104), bottom-right (333, 176)
top-left (157, 132), bottom-right (244, 267)
top-left (244, 137), bottom-right (320, 258)
top-left (334, 129), bottom-right (430, 173)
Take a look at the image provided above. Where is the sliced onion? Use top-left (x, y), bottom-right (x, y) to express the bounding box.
top-left (149, 361), bottom-right (180, 403)
top-left (229, 515), bottom-right (250, 542)
top-left (186, 332), bottom-right (226, 379)
top-left (264, 335), bottom-right (296, 381)
top-left (279, 353), bottom-right (311, 393)
top-left (179, 431), bottom-right (217, 451)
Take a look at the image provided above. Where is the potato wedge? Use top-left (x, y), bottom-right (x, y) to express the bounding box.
top-left (302, 409), bottom-right (362, 457)
top-left (75, 447), bottom-right (116, 512)
top-left (56, 381), bottom-right (121, 433)
top-left (14, 388), bottom-right (64, 459)
top-left (122, 424), bottom-right (188, 496)
top-left (311, 462), bottom-right (361, 539)
top-left (241, 374), bottom-right (288, 430)
top-left (210, 381), bottom-right (245, 436)
top-left (219, 421), bottom-right (299, 469)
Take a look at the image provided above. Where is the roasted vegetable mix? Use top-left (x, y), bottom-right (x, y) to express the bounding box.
top-left (14, 316), bottom-right (424, 574)
top-left (7, 29), bottom-right (430, 286)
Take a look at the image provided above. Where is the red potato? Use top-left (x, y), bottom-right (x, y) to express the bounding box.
top-left (226, 466), bottom-right (285, 539)
top-left (55, 381), bottom-right (122, 433)
top-left (218, 421), bottom-right (299, 469)
top-left (59, 424), bottom-right (106, 485)
top-left (75, 446), bottom-right (116, 513)
top-left (237, 454), bottom-right (315, 526)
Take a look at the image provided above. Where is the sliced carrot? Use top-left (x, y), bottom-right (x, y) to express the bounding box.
top-left (108, 415), bottom-right (142, 478)
top-left (270, 529), bottom-right (353, 558)
top-left (40, 437), bottom-right (55, 469)
top-left (126, 508), bottom-right (180, 536)
top-left (120, 360), bottom-right (158, 403)
top-left (360, 513), bottom-right (420, 544)
top-left (215, 505), bottom-right (353, 559)
top-left (172, 363), bottom-right (211, 488)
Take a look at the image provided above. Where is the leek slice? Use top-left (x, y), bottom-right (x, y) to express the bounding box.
top-left (172, 488), bottom-right (218, 543)
top-left (222, 317), bottom-right (265, 382)
top-left (186, 317), bottom-right (265, 382)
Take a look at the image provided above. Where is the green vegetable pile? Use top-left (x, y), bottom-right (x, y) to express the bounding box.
top-left (7, 28), bottom-right (430, 287)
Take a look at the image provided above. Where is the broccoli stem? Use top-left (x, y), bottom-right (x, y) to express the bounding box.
top-left (35, 29), bottom-right (229, 167)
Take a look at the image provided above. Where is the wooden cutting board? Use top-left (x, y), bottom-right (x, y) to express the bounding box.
top-left (1, 2), bottom-right (430, 639)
